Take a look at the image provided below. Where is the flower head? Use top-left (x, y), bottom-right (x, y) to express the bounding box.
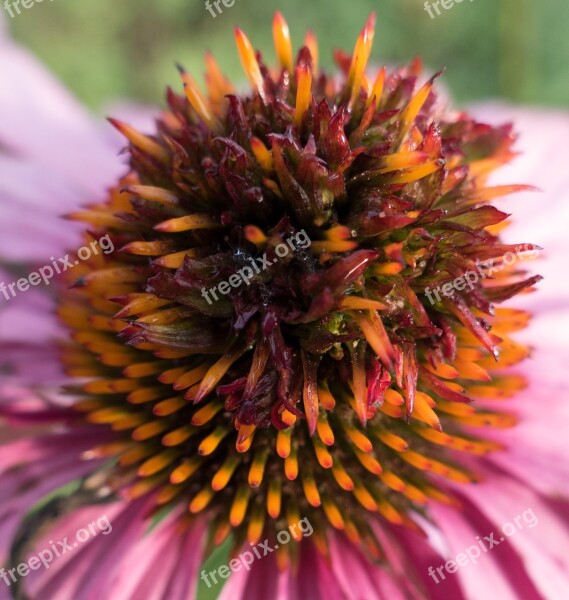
top-left (3, 12), bottom-right (568, 600)
top-left (58, 12), bottom-right (540, 563)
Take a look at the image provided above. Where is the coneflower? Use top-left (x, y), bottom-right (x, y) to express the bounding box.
top-left (61, 11), bottom-right (539, 560)
top-left (2, 11), bottom-right (568, 600)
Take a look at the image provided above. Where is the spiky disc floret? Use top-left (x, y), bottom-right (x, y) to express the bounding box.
top-left (63, 13), bottom-right (540, 564)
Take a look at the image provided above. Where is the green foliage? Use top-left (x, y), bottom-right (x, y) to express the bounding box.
top-left (196, 538), bottom-right (232, 600)
top-left (8, 0), bottom-right (569, 112)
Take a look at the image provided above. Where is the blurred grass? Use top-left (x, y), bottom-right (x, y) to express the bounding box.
top-left (7, 0), bottom-right (569, 114)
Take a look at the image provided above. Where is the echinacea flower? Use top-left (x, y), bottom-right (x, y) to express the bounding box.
top-left (1, 11), bottom-right (569, 600)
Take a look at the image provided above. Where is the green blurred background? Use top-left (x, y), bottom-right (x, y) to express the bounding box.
top-left (7, 0), bottom-right (569, 114)
top-left (5, 0), bottom-right (568, 597)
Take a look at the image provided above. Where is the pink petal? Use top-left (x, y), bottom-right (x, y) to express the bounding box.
top-left (470, 104), bottom-right (569, 308)
top-left (430, 499), bottom-right (542, 600)
top-left (0, 28), bottom-right (125, 196)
